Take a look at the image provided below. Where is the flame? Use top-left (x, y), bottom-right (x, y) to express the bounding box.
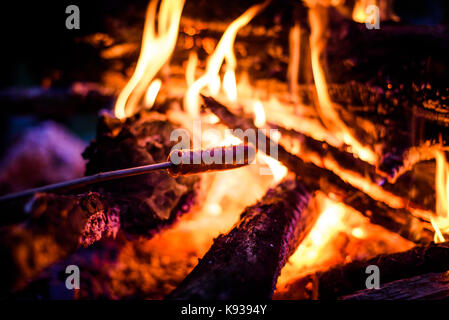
top-left (102, 0), bottom-right (417, 300)
top-left (432, 150), bottom-right (449, 242)
top-left (208, 75), bottom-right (221, 96)
top-left (352, 0), bottom-right (376, 23)
top-left (144, 79), bottom-right (162, 108)
top-left (223, 69), bottom-right (237, 102)
top-left (114, 0), bottom-right (185, 119)
top-left (308, 5), bottom-right (377, 164)
top-left (185, 51), bottom-right (198, 87)
top-left (253, 100), bottom-right (266, 128)
top-left (275, 193), bottom-right (414, 293)
top-left (184, 0), bottom-right (270, 117)
top-left (258, 153), bottom-right (288, 184)
top-left (287, 22), bottom-right (300, 101)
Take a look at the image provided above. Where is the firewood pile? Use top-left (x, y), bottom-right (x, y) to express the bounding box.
top-left (1, 0), bottom-right (449, 300)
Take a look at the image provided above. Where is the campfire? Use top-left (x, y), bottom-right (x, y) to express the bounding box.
top-left (1, 0), bottom-right (449, 300)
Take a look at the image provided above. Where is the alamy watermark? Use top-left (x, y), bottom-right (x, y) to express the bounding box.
top-left (66, 5), bottom-right (80, 30)
top-left (65, 265), bottom-right (80, 290)
top-left (365, 5), bottom-right (380, 30)
top-left (365, 264), bottom-right (380, 289)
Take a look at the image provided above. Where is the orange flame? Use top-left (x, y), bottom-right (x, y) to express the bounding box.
top-left (432, 150), bottom-right (449, 242)
top-left (144, 79), bottom-right (162, 108)
top-left (185, 51), bottom-right (198, 87)
top-left (184, 0), bottom-right (270, 117)
top-left (253, 100), bottom-right (266, 128)
top-left (308, 5), bottom-right (377, 164)
top-left (223, 69), bottom-right (237, 102)
top-left (114, 0), bottom-right (185, 119)
top-left (352, 0), bottom-right (376, 23)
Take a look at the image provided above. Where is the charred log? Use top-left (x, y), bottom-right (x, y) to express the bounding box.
top-left (0, 111), bottom-right (201, 295)
top-left (341, 271), bottom-right (449, 300)
top-left (0, 192), bottom-right (119, 296)
top-left (168, 178), bottom-right (315, 300)
top-left (278, 241), bottom-right (449, 300)
top-left (82, 111), bottom-right (200, 237)
top-left (203, 95), bottom-right (434, 244)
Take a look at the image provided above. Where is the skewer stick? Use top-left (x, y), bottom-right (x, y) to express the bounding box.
top-left (0, 161), bottom-right (174, 203)
top-left (0, 144), bottom-right (255, 203)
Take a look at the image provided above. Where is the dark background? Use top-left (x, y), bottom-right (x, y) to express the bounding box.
top-left (0, 0), bottom-right (448, 88)
top-left (0, 0), bottom-right (448, 156)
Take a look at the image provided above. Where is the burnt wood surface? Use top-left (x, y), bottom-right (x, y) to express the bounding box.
top-left (82, 111), bottom-right (200, 237)
top-left (341, 271), bottom-right (449, 300)
top-left (0, 192), bottom-right (119, 296)
top-left (0, 111), bottom-right (200, 296)
top-left (203, 95), bottom-right (434, 244)
top-left (278, 241), bottom-right (449, 300)
top-left (168, 178), bottom-right (315, 299)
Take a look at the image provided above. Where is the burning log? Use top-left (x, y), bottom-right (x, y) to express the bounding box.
top-left (277, 241), bottom-right (449, 300)
top-left (0, 111), bottom-right (208, 295)
top-left (203, 95), bottom-right (435, 244)
top-left (82, 111), bottom-right (201, 237)
top-left (168, 178), bottom-right (315, 299)
top-left (341, 271), bottom-right (449, 300)
top-left (0, 192), bottom-right (120, 296)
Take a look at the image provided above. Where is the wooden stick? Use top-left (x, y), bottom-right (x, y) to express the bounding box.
top-left (0, 162), bottom-right (173, 203)
top-left (0, 144), bottom-right (256, 203)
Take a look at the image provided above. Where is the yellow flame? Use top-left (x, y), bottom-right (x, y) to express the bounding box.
top-left (287, 22), bottom-right (300, 101)
top-left (144, 79), bottom-right (162, 108)
top-left (353, 0), bottom-right (368, 23)
top-left (114, 0), bottom-right (185, 119)
top-left (208, 74), bottom-right (221, 96)
top-left (308, 5), bottom-right (377, 164)
top-left (253, 100), bottom-right (266, 128)
top-left (289, 200), bottom-right (345, 266)
top-left (258, 153), bottom-right (288, 184)
top-left (184, 0), bottom-right (270, 117)
top-left (223, 69), bottom-right (237, 101)
top-left (185, 51), bottom-right (198, 87)
top-left (433, 150), bottom-right (449, 242)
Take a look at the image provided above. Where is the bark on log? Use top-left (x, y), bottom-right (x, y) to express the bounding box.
top-left (0, 111), bottom-right (201, 296)
top-left (0, 192), bottom-right (119, 296)
top-left (278, 241), bottom-right (449, 300)
top-left (203, 96), bottom-right (434, 244)
top-left (341, 271), bottom-right (449, 300)
top-left (82, 111), bottom-right (200, 237)
top-left (168, 178), bottom-right (315, 300)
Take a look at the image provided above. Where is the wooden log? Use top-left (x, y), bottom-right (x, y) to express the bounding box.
top-left (0, 111), bottom-right (202, 296)
top-left (82, 111), bottom-right (201, 237)
top-left (341, 271), bottom-right (449, 300)
top-left (278, 241), bottom-right (449, 300)
top-left (203, 95), bottom-right (435, 244)
top-left (168, 178), bottom-right (315, 299)
top-left (0, 192), bottom-right (119, 296)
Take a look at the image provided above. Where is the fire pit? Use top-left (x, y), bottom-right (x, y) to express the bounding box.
top-left (1, 0), bottom-right (449, 301)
